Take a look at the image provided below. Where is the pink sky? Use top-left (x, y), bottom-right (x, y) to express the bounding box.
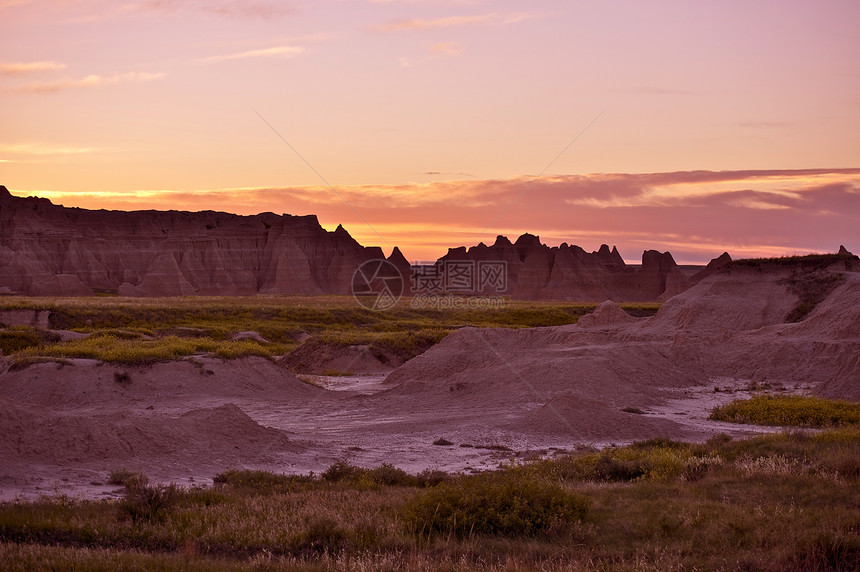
top-left (1, 1), bottom-right (858, 263)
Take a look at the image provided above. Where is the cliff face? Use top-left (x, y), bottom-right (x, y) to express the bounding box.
top-left (0, 186), bottom-right (390, 296)
top-left (437, 234), bottom-right (724, 301)
top-left (1, 185), bottom-right (725, 300)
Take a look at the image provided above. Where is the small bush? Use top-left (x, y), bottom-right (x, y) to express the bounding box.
top-left (117, 474), bottom-right (180, 523)
top-left (106, 468), bottom-right (136, 485)
top-left (416, 468), bottom-right (453, 487)
top-left (321, 460), bottom-right (365, 483)
top-left (0, 328), bottom-right (44, 354)
top-left (594, 455), bottom-right (648, 481)
top-left (403, 472), bottom-right (589, 538)
top-left (366, 463), bottom-right (416, 487)
top-left (113, 371), bottom-right (131, 386)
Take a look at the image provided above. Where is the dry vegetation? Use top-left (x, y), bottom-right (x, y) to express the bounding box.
top-left (0, 297), bottom-right (658, 365)
top-left (2, 427), bottom-right (859, 571)
top-left (711, 394), bottom-right (860, 427)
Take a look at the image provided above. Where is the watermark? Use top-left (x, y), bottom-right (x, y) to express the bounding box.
top-left (409, 260), bottom-right (507, 309)
top-left (410, 293), bottom-right (505, 310)
top-left (351, 259), bottom-right (404, 311)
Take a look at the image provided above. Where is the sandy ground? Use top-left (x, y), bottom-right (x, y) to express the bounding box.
top-left (1, 264), bottom-right (858, 500)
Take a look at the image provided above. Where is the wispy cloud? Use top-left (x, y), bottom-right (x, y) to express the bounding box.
top-left (0, 61), bottom-right (66, 76)
top-left (9, 71), bottom-right (164, 93)
top-left (738, 120), bottom-right (795, 129)
top-left (0, 143), bottom-right (107, 156)
top-left (0, 0), bottom-right (31, 9)
top-left (428, 41), bottom-right (462, 56)
top-left (375, 12), bottom-right (536, 33)
top-left (137, 0), bottom-right (294, 19)
top-left (203, 45), bottom-right (305, 63)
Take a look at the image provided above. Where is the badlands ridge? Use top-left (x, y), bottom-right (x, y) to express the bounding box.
top-left (1, 185), bottom-right (720, 300)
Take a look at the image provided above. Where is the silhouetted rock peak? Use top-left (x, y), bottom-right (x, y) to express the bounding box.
top-left (439, 235), bottom-right (689, 301)
top-left (514, 233), bottom-right (541, 248)
top-left (387, 246), bottom-right (409, 266)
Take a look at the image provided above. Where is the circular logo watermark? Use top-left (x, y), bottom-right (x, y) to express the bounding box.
top-left (351, 259), bottom-right (404, 311)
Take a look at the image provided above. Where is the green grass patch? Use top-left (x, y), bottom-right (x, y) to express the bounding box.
top-left (0, 297), bottom-right (657, 365)
top-left (710, 395), bottom-right (860, 428)
top-left (13, 335), bottom-right (278, 366)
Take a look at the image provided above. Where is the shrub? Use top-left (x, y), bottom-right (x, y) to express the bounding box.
top-left (593, 455), bottom-right (648, 482)
top-left (402, 472), bottom-right (589, 538)
top-left (107, 467), bottom-right (137, 485)
top-left (0, 328), bottom-right (45, 354)
top-left (113, 371), bottom-right (131, 386)
top-left (366, 463), bottom-right (416, 487)
top-left (117, 474), bottom-right (180, 523)
top-left (321, 460), bottom-right (365, 483)
top-left (416, 468), bottom-right (453, 487)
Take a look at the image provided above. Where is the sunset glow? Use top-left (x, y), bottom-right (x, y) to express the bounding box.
top-left (2, 0), bottom-right (858, 263)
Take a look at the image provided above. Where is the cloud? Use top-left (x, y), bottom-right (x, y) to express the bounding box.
top-left (738, 120), bottom-right (795, 129)
top-left (0, 0), bottom-right (31, 8)
top-left (139, 0), bottom-right (294, 19)
top-left (204, 45), bottom-right (305, 63)
top-left (18, 169), bottom-right (860, 264)
top-left (428, 41), bottom-right (462, 56)
top-left (0, 61), bottom-right (66, 76)
top-left (0, 143), bottom-right (107, 158)
top-left (375, 12), bottom-right (535, 32)
top-left (10, 71), bottom-right (164, 93)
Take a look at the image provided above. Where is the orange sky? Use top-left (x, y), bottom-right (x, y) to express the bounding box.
top-left (1, 1), bottom-right (859, 263)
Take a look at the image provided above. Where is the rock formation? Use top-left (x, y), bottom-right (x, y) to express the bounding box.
top-left (1, 184), bottom-right (730, 300)
top-left (434, 233), bottom-right (725, 301)
top-left (0, 185), bottom-right (401, 296)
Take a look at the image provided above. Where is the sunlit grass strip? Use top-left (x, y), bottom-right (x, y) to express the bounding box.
top-left (15, 335), bottom-right (280, 365)
top-left (710, 395), bottom-right (860, 427)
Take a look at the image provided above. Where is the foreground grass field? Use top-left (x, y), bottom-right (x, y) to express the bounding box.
top-left (0, 297), bottom-right (659, 365)
top-left (1, 428), bottom-right (859, 571)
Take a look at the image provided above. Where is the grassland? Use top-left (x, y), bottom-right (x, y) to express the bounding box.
top-left (0, 297), bottom-right (659, 365)
top-left (1, 428), bottom-right (859, 571)
top-left (711, 394), bottom-right (860, 427)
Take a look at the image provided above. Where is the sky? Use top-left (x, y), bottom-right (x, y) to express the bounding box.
top-left (1, 0), bottom-right (858, 264)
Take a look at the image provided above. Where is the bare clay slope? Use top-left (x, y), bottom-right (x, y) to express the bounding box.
top-left (0, 357), bottom-right (320, 486)
top-left (383, 254), bottom-right (860, 442)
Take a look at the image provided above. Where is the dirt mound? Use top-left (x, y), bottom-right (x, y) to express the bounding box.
top-left (0, 356), bottom-right (321, 408)
top-left (0, 401), bottom-right (299, 467)
top-left (644, 267), bottom-right (799, 334)
top-left (576, 300), bottom-right (637, 328)
top-left (281, 340), bottom-right (403, 375)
